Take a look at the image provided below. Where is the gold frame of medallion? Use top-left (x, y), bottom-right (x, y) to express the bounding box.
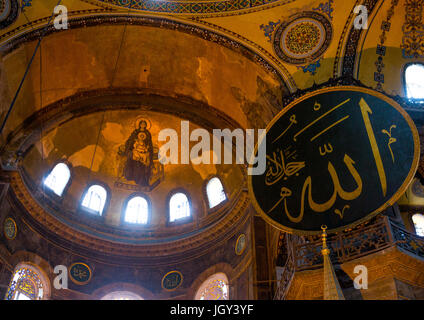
top-left (247, 86), bottom-right (420, 236)
top-left (235, 233), bottom-right (247, 256)
top-left (68, 262), bottom-right (92, 285)
top-left (3, 217), bottom-right (17, 240)
top-left (161, 270), bottom-right (183, 292)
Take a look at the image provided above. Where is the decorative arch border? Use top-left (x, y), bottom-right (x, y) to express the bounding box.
top-left (7, 251), bottom-right (52, 300)
top-left (82, 0), bottom-right (289, 16)
top-left (187, 262), bottom-right (234, 300)
top-left (331, 0), bottom-right (381, 79)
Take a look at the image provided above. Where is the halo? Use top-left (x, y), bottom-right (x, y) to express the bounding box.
top-left (135, 116), bottom-right (152, 131)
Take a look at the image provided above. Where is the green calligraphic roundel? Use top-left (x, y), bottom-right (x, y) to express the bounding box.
top-left (69, 263), bottom-right (92, 285)
top-left (3, 217), bottom-right (17, 240)
top-left (162, 271), bottom-right (183, 291)
top-left (235, 234), bottom-right (246, 255)
top-left (248, 86), bottom-right (420, 235)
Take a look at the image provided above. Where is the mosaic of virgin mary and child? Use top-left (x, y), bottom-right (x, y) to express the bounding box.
top-left (118, 117), bottom-right (163, 188)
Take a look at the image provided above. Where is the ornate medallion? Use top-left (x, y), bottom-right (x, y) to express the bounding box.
top-left (161, 271), bottom-right (183, 291)
top-left (273, 12), bottom-right (332, 64)
top-left (69, 263), bottom-right (92, 285)
top-left (235, 234), bottom-right (246, 255)
top-left (0, 0), bottom-right (19, 29)
top-left (3, 217), bottom-right (17, 240)
top-left (248, 86), bottom-right (420, 235)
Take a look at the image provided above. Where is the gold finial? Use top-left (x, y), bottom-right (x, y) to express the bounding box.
top-left (321, 225), bottom-right (330, 255)
top-left (320, 225), bottom-right (345, 300)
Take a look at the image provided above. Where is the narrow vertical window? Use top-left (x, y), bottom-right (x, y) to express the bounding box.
top-left (412, 213), bottom-right (424, 237)
top-left (124, 196), bottom-right (149, 224)
top-left (43, 163), bottom-right (71, 196)
top-left (206, 177), bottom-right (227, 209)
top-left (81, 184), bottom-right (107, 215)
top-left (405, 64), bottom-right (424, 100)
top-left (169, 192), bottom-right (190, 222)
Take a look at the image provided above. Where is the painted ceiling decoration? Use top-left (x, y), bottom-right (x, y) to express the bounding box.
top-left (335, 0), bottom-right (379, 78)
top-left (401, 0), bottom-right (424, 59)
top-left (86, 0), bottom-right (286, 14)
top-left (374, 0), bottom-right (400, 92)
top-left (272, 11), bottom-right (332, 65)
top-left (0, 0), bottom-right (19, 29)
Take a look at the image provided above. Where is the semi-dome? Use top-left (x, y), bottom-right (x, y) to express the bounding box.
top-left (12, 107), bottom-right (248, 261)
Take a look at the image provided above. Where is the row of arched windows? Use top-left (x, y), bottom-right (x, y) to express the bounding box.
top-left (43, 163), bottom-right (227, 224)
top-left (5, 263), bottom-right (229, 300)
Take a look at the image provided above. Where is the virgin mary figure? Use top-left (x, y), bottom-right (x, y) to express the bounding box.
top-left (118, 118), bottom-right (154, 186)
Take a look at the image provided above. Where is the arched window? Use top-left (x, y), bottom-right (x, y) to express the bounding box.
top-left (101, 291), bottom-right (144, 300)
top-left (194, 272), bottom-right (229, 300)
top-left (81, 184), bottom-right (108, 215)
top-left (5, 264), bottom-right (48, 300)
top-left (412, 213), bottom-right (424, 237)
top-left (405, 64), bottom-right (424, 100)
top-left (169, 192), bottom-right (191, 222)
top-left (124, 196), bottom-right (149, 224)
top-left (43, 163), bottom-right (71, 196)
top-left (206, 177), bottom-right (227, 209)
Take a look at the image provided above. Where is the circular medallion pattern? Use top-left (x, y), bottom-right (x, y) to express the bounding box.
top-left (235, 233), bottom-right (246, 255)
top-left (161, 271), bottom-right (183, 291)
top-left (3, 217), bottom-right (17, 240)
top-left (0, 0), bottom-right (19, 30)
top-left (69, 262), bottom-right (92, 285)
top-left (273, 12), bottom-right (332, 64)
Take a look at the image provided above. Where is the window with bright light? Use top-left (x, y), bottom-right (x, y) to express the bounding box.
top-left (81, 185), bottom-right (107, 215)
top-left (405, 64), bottom-right (424, 100)
top-left (43, 163), bottom-right (71, 196)
top-left (5, 265), bottom-right (47, 300)
top-left (412, 213), bottom-right (424, 237)
top-left (101, 291), bottom-right (144, 300)
top-left (169, 192), bottom-right (191, 222)
top-left (194, 272), bottom-right (229, 300)
top-left (124, 196), bottom-right (149, 224)
top-left (206, 177), bottom-right (227, 209)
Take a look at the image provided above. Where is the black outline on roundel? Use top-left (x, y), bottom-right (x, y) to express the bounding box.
top-left (248, 86), bottom-right (420, 236)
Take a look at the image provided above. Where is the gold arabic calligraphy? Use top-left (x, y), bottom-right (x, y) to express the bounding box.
top-left (268, 154), bottom-right (362, 222)
top-left (265, 150), bottom-right (305, 186)
top-left (265, 96), bottom-right (393, 223)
